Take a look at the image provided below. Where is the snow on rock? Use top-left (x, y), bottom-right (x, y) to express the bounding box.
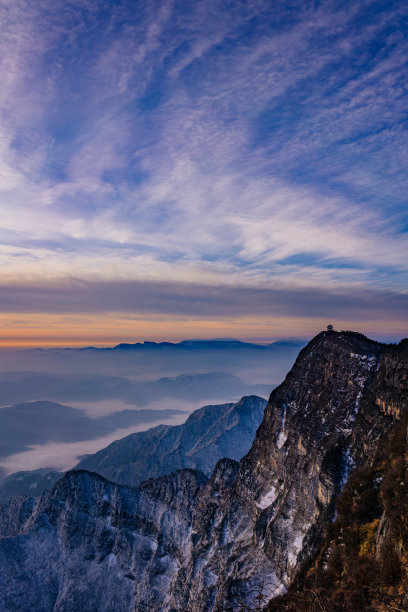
top-left (257, 485), bottom-right (278, 509)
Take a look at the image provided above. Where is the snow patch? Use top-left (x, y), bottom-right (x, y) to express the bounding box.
top-left (273, 583), bottom-right (287, 596)
top-left (339, 447), bottom-right (355, 489)
top-left (288, 534), bottom-right (304, 567)
top-left (276, 403), bottom-right (287, 449)
top-left (277, 430), bottom-right (287, 449)
top-left (204, 569), bottom-right (218, 587)
top-left (293, 534), bottom-right (303, 553)
top-left (257, 486), bottom-right (277, 509)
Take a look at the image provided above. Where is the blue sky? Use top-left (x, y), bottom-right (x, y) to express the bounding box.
top-left (0, 0), bottom-right (407, 344)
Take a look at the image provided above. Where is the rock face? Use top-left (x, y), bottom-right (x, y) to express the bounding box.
top-left (0, 469), bottom-right (206, 612)
top-left (76, 395), bottom-right (267, 486)
top-left (0, 331), bottom-right (406, 612)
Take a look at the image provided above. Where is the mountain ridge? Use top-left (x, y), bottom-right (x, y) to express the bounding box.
top-left (29, 338), bottom-right (305, 352)
top-left (75, 395), bottom-right (267, 486)
top-left (0, 395), bottom-right (266, 504)
top-left (0, 331), bottom-right (406, 611)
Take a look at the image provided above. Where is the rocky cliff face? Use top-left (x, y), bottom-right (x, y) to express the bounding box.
top-left (0, 468), bottom-right (206, 612)
top-left (0, 331), bottom-right (406, 612)
top-left (269, 339), bottom-right (408, 611)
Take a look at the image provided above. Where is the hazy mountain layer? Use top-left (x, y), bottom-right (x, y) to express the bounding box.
top-left (0, 396), bottom-right (266, 504)
top-left (0, 400), bottom-right (184, 459)
top-left (0, 340), bottom-right (304, 383)
top-left (0, 370), bottom-right (270, 409)
top-left (0, 469), bottom-right (62, 506)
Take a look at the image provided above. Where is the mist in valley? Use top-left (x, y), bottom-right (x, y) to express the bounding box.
top-left (0, 339), bottom-right (305, 477)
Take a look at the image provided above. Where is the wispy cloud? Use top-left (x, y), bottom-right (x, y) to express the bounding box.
top-left (0, 0), bottom-right (406, 339)
top-left (0, 278), bottom-right (406, 322)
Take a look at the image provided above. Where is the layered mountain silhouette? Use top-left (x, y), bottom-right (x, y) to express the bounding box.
top-left (0, 400), bottom-right (185, 459)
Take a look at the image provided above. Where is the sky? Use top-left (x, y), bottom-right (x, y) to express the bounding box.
top-left (0, 0), bottom-right (407, 346)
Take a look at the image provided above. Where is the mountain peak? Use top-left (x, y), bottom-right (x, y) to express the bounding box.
top-left (75, 395), bottom-right (267, 487)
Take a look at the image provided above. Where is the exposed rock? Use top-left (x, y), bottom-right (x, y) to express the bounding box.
top-left (0, 469), bottom-right (206, 612)
top-left (268, 354), bottom-right (408, 612)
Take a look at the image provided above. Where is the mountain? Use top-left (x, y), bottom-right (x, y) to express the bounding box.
top-left (0, 370), bottom-right (270, 409)
top-left (0, 469), bottom-right (62, 506)
top-left (0, 331), bottom-right (406, 611)
top-left (0, 395), bottom-right (266, 504)
top-left (0, 469), bottom-right (207, 612)
top-left (269, 407), bottom-right (408, 611)
top-left (31, 338), bottom-right (304, 352)
top-left (12, 339), bottom-right (304, 385)
top-left (76, 395), bottom-right (267, 486)
top-left (113, 339), bottom-right (265, 350)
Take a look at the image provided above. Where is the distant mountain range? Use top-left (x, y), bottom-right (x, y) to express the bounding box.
top-left (0, 400), bottom-right (184, 459)
top-left (0, 370), bottom-right (271, 410)
top-left (31, 338), bottom-right (305, 352)
top-left (4, 337), bottom-right (305, 388)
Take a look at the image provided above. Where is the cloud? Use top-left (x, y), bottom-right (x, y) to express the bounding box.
top-left (0, 278), bottom-right (406, 323)
top-left (0, 0), bottom-right (406, 334)
top-left (0, 412), bottom-right (189, 474)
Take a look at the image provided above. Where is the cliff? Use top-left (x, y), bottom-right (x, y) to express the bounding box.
top-left (269, 338), bottom-right (408, 611)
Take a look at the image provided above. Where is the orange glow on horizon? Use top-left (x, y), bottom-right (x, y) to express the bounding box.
top-left (0, 312), bottom-right (405, 348)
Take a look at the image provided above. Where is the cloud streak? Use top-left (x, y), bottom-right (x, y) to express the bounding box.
top-left (0, 278), bottom-right (406, 323)
top-left (0, 0), bottom-right (406, 340)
